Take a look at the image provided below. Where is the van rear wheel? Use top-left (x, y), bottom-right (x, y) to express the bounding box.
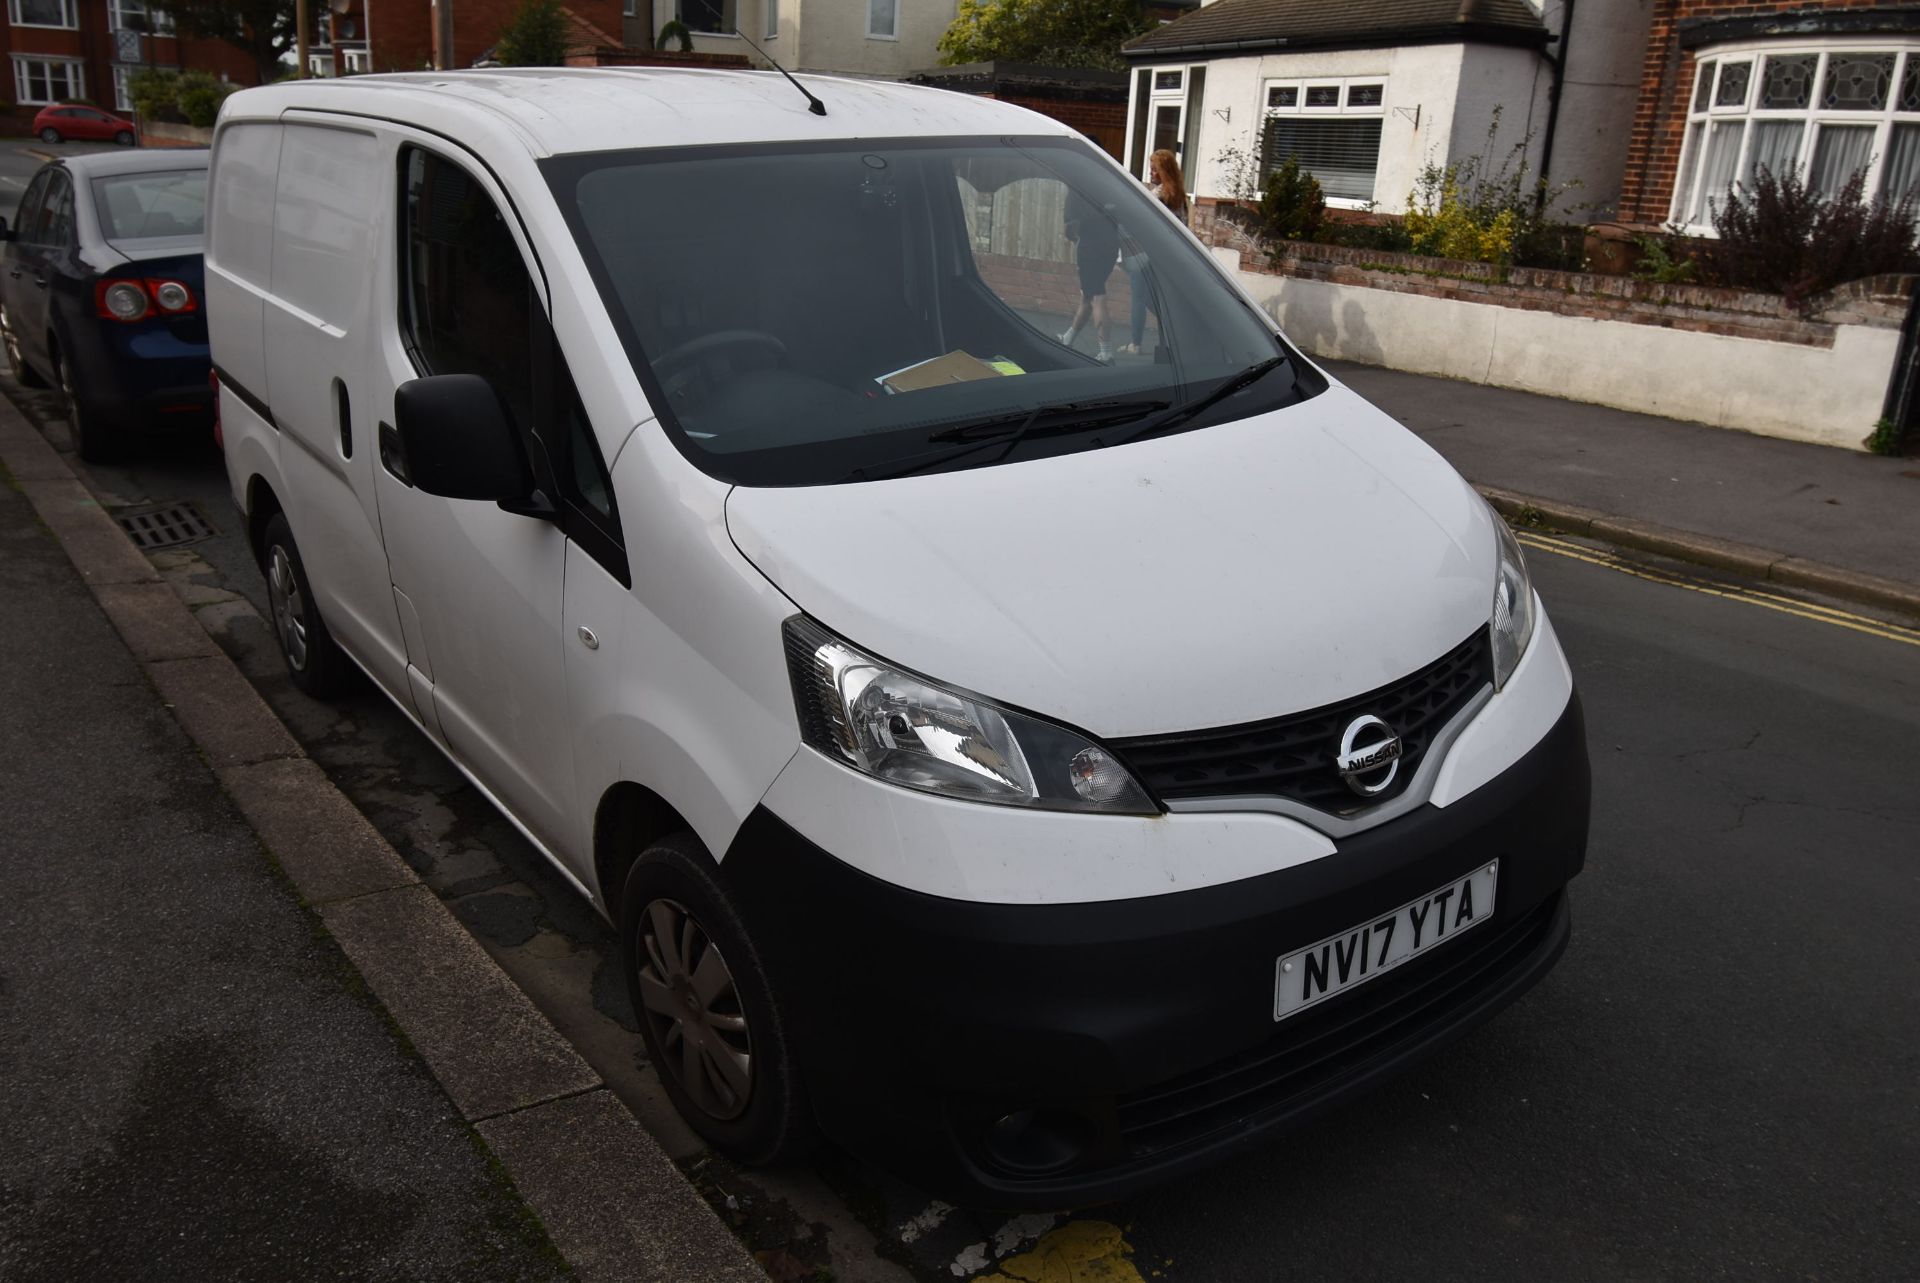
top-left (261, 512), bottom-right (353, 698)
top-left (620, 832), bottom-right (816, 1165)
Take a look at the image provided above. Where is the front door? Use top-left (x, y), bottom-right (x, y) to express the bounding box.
top-left (369, 141), bottom-right (580, 860)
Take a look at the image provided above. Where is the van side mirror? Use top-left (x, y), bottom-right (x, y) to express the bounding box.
top-left (393, 373), bottom-right (540, 509)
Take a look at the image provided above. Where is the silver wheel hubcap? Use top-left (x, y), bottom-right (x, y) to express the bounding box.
top-left (266, 546), bottom-right (310, 671)
top-left (636, 898), bottom-right (753, 1120)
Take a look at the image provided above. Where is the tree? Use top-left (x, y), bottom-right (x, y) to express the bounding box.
top-left (939, 0), bottom-right (1150, 72)
top-left (149, 0), bottom-right (296, 85)
top-left (497, 0), bottom-right (572, 67)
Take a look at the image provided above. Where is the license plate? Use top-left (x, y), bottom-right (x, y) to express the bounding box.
top-left (1274, 862), bottom-right (1499, 1021)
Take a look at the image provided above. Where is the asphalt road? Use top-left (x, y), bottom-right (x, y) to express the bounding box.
top-left (11, 382), bottom-right (1918, 1281)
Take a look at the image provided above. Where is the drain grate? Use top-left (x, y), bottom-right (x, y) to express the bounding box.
top-left (116, 501), bottom-right (217, 550)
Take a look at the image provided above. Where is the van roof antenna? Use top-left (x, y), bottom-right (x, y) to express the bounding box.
top-left (732, 28), bottom-right (827, 115)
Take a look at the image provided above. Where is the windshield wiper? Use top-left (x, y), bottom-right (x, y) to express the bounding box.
top-left (846, 397), bottom-right (1169, 482)
top-left (1099, 356), bottom-right (1293, 450)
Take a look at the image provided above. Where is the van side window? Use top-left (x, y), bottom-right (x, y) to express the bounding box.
top-left (400, 149), bottom-right (536, 433)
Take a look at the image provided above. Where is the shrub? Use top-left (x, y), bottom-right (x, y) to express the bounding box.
top-left (1631, 227), bottom-right (1700, 284)
top-left (1321, 218), bottom-right (1414, 253)
top-left (1865, 416), bottom-right (1912, 456)
top-left (175, 72), bottom-right (236, 128)
top-left (1710, 168), bottom-right (1920, 312)
top-left (498, 0), bottom-right (572, 66)
top-left (1256, 157), bottom-right (1325, 245)
top-left (1401, 109), bottom-right (1580, 268)
top-left (657, 20), bottom-right (693, 52)
top-left (127, 68), bottom-right (181, 122)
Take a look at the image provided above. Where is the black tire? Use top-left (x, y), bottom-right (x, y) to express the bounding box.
top-left (620, 833), bottom-right (816, 1165)
top-left (38, 127), bottom-right (59, 144)
top-left (1, 306), bottom-right (45, 388)
top-left (57, 346), bottom-right (122, 464)
top-left (260, 511), bottom-right (354, 698)
top-left (114, 130), bottom-right (134, 147)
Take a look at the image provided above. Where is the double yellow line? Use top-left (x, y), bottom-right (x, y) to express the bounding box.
top-left (1514, 529), bottom-right (1920, 649)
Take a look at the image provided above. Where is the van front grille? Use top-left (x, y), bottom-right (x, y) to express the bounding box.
top-left (1111, 630), bottom-right (1492, 815)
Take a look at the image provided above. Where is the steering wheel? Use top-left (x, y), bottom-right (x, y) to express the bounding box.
top-left (652, 329), bottom-right (789, 383)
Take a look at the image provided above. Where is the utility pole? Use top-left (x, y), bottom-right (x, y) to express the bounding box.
top-left (435, 0), bottom-right (455, 70)
top-left (296, 0), bottom-right (310, 77)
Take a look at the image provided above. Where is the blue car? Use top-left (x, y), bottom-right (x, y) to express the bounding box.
top-left (1, 149), bottom-right (211, 462)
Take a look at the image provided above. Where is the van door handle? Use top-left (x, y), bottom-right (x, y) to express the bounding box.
top-left (378, 422), bottom-right (412, 486)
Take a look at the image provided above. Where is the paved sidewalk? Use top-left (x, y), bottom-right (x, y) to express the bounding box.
top-left (1332, 361), bottom-right (1920, 593)
top-left (0, 472), bottom-right (573, 1281)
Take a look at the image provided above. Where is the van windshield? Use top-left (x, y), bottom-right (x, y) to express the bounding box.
top-left (544, 136), bottom-right (1318, 486)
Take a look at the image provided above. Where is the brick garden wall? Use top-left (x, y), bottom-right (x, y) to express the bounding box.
top-left (1618, 0), bottom-right (1915, 224)
top-left (1190, 205), bottom-right (1910, 344)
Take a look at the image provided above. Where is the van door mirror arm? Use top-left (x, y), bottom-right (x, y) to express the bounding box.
top-left (499, 488), bottom-right (559, 522)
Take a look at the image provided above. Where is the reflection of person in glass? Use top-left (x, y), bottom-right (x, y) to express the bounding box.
top-left (1058, 188), bottom-right (1122, 363)
top-left (1124, 148), bottom-right (1190, 357)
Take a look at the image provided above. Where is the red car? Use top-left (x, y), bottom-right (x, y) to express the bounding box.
top-left (33, 104), bottom-right (136, 147)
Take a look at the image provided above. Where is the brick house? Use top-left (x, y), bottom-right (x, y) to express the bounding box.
top-left (1618, 1), bottom-right (1920, 231)
top-left (2, 0), bottom-right (257, 120)
top-left (1120, 0), bottom-right (1655, 215)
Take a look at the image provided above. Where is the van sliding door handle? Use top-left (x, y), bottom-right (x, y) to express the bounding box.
top-left (378, 422), bottom-right (412, 485)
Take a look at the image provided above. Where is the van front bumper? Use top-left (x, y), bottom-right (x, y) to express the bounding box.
top-left (722, 690), bottom-right (1589, 1208)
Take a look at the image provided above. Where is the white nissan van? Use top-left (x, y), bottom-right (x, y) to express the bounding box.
top-left (207, 70), bottom-right (1588, 1207)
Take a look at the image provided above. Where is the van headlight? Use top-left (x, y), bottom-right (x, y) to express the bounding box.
top-left (1489, 509), bottom-right (1536, 691)
top-left (784, 616), bottom-right (1158, 814)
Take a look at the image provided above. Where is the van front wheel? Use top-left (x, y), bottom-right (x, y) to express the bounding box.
top-left (620, 832), bottom-right (815, 1165)
top-left (261, 512), bottom-right (353, 698)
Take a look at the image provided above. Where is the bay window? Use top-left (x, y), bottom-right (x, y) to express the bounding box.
top-left (1672, 43), bottom-right (1920, 231)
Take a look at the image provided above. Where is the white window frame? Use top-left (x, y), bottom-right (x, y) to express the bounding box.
top-left (108, 0), bottom-right (174, 35)
top-left (866, 0), bottom-right (898, 41)
top-left (9, 0), bottom-right (78, 29)
top-left (1670, 37), bottom-right (1920, 233)
top-left (1259, 74), bottom-right (1390, 208)
top-left (764, 0), bottom-right (777, 40)
top-left (11, 55), bottom-right (85, 105)
top-left (307, 51), bottom-right (336, 78)
top-left (112, 62), bottom-right (135, 111)
top-left (623, 0), bottom-right (635, 14)
top-left (343, 47), bottom-right (371, 74)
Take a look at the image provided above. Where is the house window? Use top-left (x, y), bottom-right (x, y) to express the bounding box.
top-left (1155, 70), bottom-right (1182, 92)
top-left (1672, 43), bottom-right (1920, 230)
top-left (765, 0), bottom-right (777, 38)
top-left (623, 0), bottom-right (635, 13)
top-left (12, 56), bottom-right (85, 105)
top-left (867, 0), bottom-right (896, 40)
top-left (1261, 75), bottom-right (1388, 204)
top-left (679, 0), bottom-right (734, 35)
top-left (108, 0), bottom-right (173, 34)
top-left (113, 64), bottom-right (135, 111)
top-left (308, 52), bottom-right (336, 78)
top-left (8, 0), bottom-right (76, 27)
top-left (343, 48), bottom-right (371, 74)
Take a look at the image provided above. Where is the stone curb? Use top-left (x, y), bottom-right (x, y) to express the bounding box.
top-left (0, 401), bottom-right (764, 1283)
top-left (1477, 485), bottom-right (1920, 621)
